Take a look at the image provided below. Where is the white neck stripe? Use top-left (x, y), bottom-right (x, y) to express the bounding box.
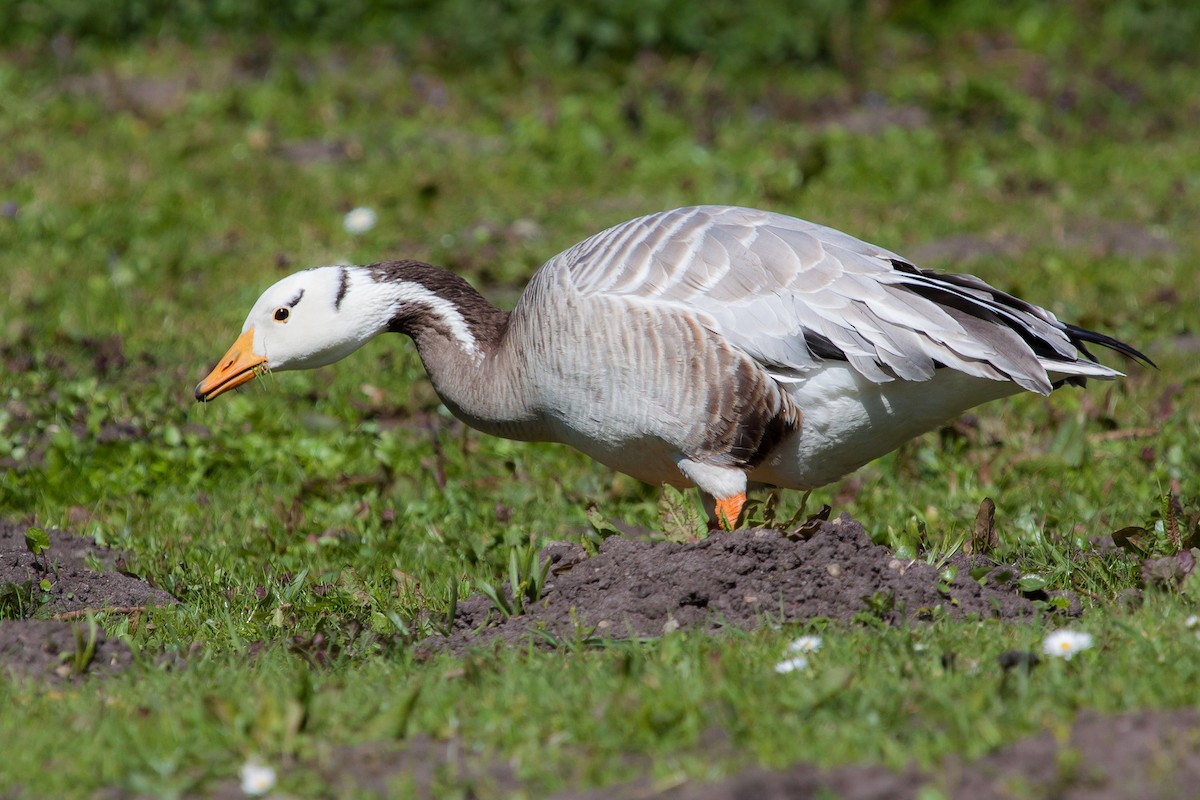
top-left (389, 281), bottom-right (481, 358)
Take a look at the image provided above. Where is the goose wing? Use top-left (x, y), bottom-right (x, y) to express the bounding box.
top-left (558, 205), bottom-right (1145, 395)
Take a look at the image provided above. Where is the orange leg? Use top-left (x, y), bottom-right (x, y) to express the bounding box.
top-left (713, 492), bottom-right (747, 531)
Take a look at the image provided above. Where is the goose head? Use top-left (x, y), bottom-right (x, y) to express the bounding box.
top-left (195, 266), bottom-right (393, 401)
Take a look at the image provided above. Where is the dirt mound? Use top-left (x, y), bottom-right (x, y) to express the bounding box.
top-left (434, 514), bottom-right (1057, 652)
top-left (0, 520), bottom-right (175, 616)
top-left (0, 519), bottom-right (175, 681)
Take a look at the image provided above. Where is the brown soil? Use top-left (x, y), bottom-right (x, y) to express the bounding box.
top-left (0, 520), bottom-right (175, 615)
top-left (0, 520), bottom-right (175, 681)
top-left (431, 514), bottom-right (1062, 653)
top-left (0, 619), bottom-right (137, 683)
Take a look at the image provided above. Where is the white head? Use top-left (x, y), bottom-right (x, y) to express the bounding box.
top-left (195, 263), bottom-right (487, 402)
top-left (195, 266), bottom-right (394, 401)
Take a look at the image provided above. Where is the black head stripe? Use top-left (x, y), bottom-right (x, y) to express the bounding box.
top-left (335, 267), bottom-right (350, 311)
top-left (287, 289), bottom-right (305, 308)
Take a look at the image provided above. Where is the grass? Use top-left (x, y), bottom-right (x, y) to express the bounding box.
top-left (1, 19), bottom-right (1199, 798)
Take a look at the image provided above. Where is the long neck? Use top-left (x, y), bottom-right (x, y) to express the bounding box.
top-left (362, 261), bottom-right (540, 436)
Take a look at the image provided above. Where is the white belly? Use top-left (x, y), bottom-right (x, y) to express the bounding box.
top-left (749, 365), bottom-right (1022, 489)
top-left (544, 420), bottom-right (699, 488)
top-left (536, 364), bottom-right (1024, 493)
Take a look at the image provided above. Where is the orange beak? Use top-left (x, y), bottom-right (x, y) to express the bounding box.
top-left (194, 328), bottom-right (267, 401)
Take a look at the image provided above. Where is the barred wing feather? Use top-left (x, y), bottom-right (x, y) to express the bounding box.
top-left (560, 205), bottom-right (1140, 395)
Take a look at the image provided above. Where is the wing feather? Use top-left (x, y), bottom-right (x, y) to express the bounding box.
top-left (550, 205), bottom-right (1143, 395)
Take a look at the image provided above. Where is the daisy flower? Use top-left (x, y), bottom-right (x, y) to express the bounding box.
top-left (239, 760), bottom-right (277, 796)
top-left (788, 635), bottom-right (823, 654)
top-left (775, 655), bottom-right (809, 674)
top-left (1041, 630), bottom-right (1093, 660)
top-left (343, 206), bottom-right (377, 235)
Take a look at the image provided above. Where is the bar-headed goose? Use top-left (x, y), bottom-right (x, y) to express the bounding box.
top-left (195, 206), bottom-right (1151, 527)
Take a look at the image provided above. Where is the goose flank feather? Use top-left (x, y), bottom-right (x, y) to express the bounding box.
top-left (195, 205), bottom-right (1151, 528)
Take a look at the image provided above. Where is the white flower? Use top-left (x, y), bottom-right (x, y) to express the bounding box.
top-left (1185, 614), bottom-right (1199, 629)
top-left (788, 635), bottom-right (823, 654)
top-left (1041, 630), bottom-right (1094, 660)
top-left (775, 655), bottom-right (809, 674)
top-left (343, 206), bottom-right (377, 235)
top-left (239, 760), bottom-right (277, 796)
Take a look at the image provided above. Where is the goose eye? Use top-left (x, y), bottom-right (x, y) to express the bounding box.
top-left (274, 307), bottom-right (290, 322)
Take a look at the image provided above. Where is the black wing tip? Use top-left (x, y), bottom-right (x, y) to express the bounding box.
top-left (1064, 323), bottom-right (1156, 369)
top-left (802, 329), bottom-right (849, 362)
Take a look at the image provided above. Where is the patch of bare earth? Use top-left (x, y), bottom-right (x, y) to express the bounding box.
top-left (0, 619), bottom-right (135, 683)
top-left (0, 520), bottom-right (175, 682)
top-left (428, 514), bottom-right (1059, 654)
